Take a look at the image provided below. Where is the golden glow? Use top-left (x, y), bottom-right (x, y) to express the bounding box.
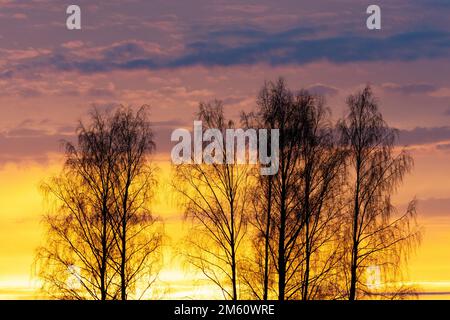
top-left (0, 162), bottom-right (49, 299)
top-left (1, 154), bottom-right (450, 299)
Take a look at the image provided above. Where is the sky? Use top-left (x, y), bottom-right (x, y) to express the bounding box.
top-left (0, 0), bottom-right (450, 299)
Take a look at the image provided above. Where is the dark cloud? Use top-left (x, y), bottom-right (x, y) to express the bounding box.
top-left (420, 0), bottom-right (450, 8)
top-left (436, 143), bottom-right (450, 151)
top-left (6, 29), bottom-right (450, 76)
top-left (384, 83), bottom-right (438, 95)
top-left (168, 29), bottom-right (450, 68)
top-left (6, 128), bottom-right (50, 138)
top-left (417, 198), bottom-right (450, 217)
top-left (207, 28), bottom-right (270, 41)
top-left (0, 131), bottom-right (75, 164)
top-left (43, 53), bottom-right (158, 74)
top-left (0, 120), bottom-right (77, 164)
top-left (103, 42), bottom-right (150, 61)
top-left (206, 26), bottom-right (317, 45)
top-left (398, 126), bottom-right (450, 145)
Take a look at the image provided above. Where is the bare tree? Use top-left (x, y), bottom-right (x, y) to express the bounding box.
top-left (173, 101), bottom-right (249, 300)
top-left (294, 92), bottom-right (346, 300)
top-left (239, 172), bottom-right (277, 300)
top-left (339, 86), bottom-right (421, 300)
top-left (241, 81), bottom-right (347, 300)
top-left (239, 99), bottom-right (277, 301)
top-left (37, 110), bottom-right (117, 299)
top-left (36, 107), bottom-right (163, 300)
top-left (109, 107), bottom-right (163, 300)
top-left (241, 79), bottom-right (312, 301)
top-left (255, 79), bottom-right (303, 301)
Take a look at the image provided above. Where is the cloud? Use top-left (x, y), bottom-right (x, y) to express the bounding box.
top-left (0, 48), bottom-right (51, 61)
top-left (398, 126), bottom-right (450, 145)
top-left (61, 41), bottom-right (84, 49)
top-left (102, 41), bottom-right (163, 60)
top-left (0, 131), bottom-right (74, 164)
top-left (383, 83), bottom-right (438, 95)
top-left (4, 29), bottom-right (450, 76)
top-left (6, 128), bottom-right (49, 138)
top-left (167, 29), bottom-right (450, 68)
top-left (436, 143), bottom-right (450, 151)
top-left (0, 120), bottom-right (76, 164)
top-left (307, 84), bottom-right (339, 96)
top-left (417, 198), bottom-right (450, 217)
top-left (421, 0), bottom-right (450, 8)
top-left (0, 114), bottom-right (187, 163)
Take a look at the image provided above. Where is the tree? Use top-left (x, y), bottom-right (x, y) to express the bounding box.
top-left (239, 170), bottom-right (276, 300)
top-left (108, 107), bottom-right (163, 300)
top-left (239, 90), bottom-right (277, 301)
top-left (173, 101), bottom-right (249, 300)
top-left (241, 79), bottom-right (346, 300)
top-left (294, 91), bottom-right (346, 300)
top-left (339, 86), bottom-right (421, 300)
top-left (36, 106), bottom-right (163, 300)
top-left (255, 79), bottom-right (303, 301)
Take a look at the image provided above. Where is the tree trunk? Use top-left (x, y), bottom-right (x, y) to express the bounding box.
top-left (120, 221), bottom-right (126, 300)
top-left (230, 191), bottom-right (238, 300)
top-left (349, 157), bottom-right (361, 301)
top-left (302, 172), bottom-right (311, 301)
top-left (101, 202), bottom-right (108, 300)
top-left (263, 179), bottom-right (272, 300)
top-left (278, 189), bottom-right (286, 301)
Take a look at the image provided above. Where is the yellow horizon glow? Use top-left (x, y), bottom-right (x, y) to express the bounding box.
top-left (1, 152), bottom-right (450, 300)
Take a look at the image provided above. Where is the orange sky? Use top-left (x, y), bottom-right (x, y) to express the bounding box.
top-left (0, 150), bottom-right (450, 299)
top-left (0, 158), bottom-right (237, 299)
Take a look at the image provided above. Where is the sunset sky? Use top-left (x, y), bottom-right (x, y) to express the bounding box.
top-left (0, 0), bottom-right (450, 299)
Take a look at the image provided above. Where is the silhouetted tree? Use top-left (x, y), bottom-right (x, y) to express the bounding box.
top-left (173, 101), bottom-right (249, 300)
top-left (294, 92), bottom-right (346, 300)
top-left (240, 92), bottom-right (277, 300)
top-left (241, 79), bottom-right (347, 300)
top-left (339, 86), bottom-right (421, 300)
top-left (256, 79), bottom-right (303, 301)
top-left (36, 106), bottom-right (163, 300)
top-left (109, 107), bottom-right (163, 300)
